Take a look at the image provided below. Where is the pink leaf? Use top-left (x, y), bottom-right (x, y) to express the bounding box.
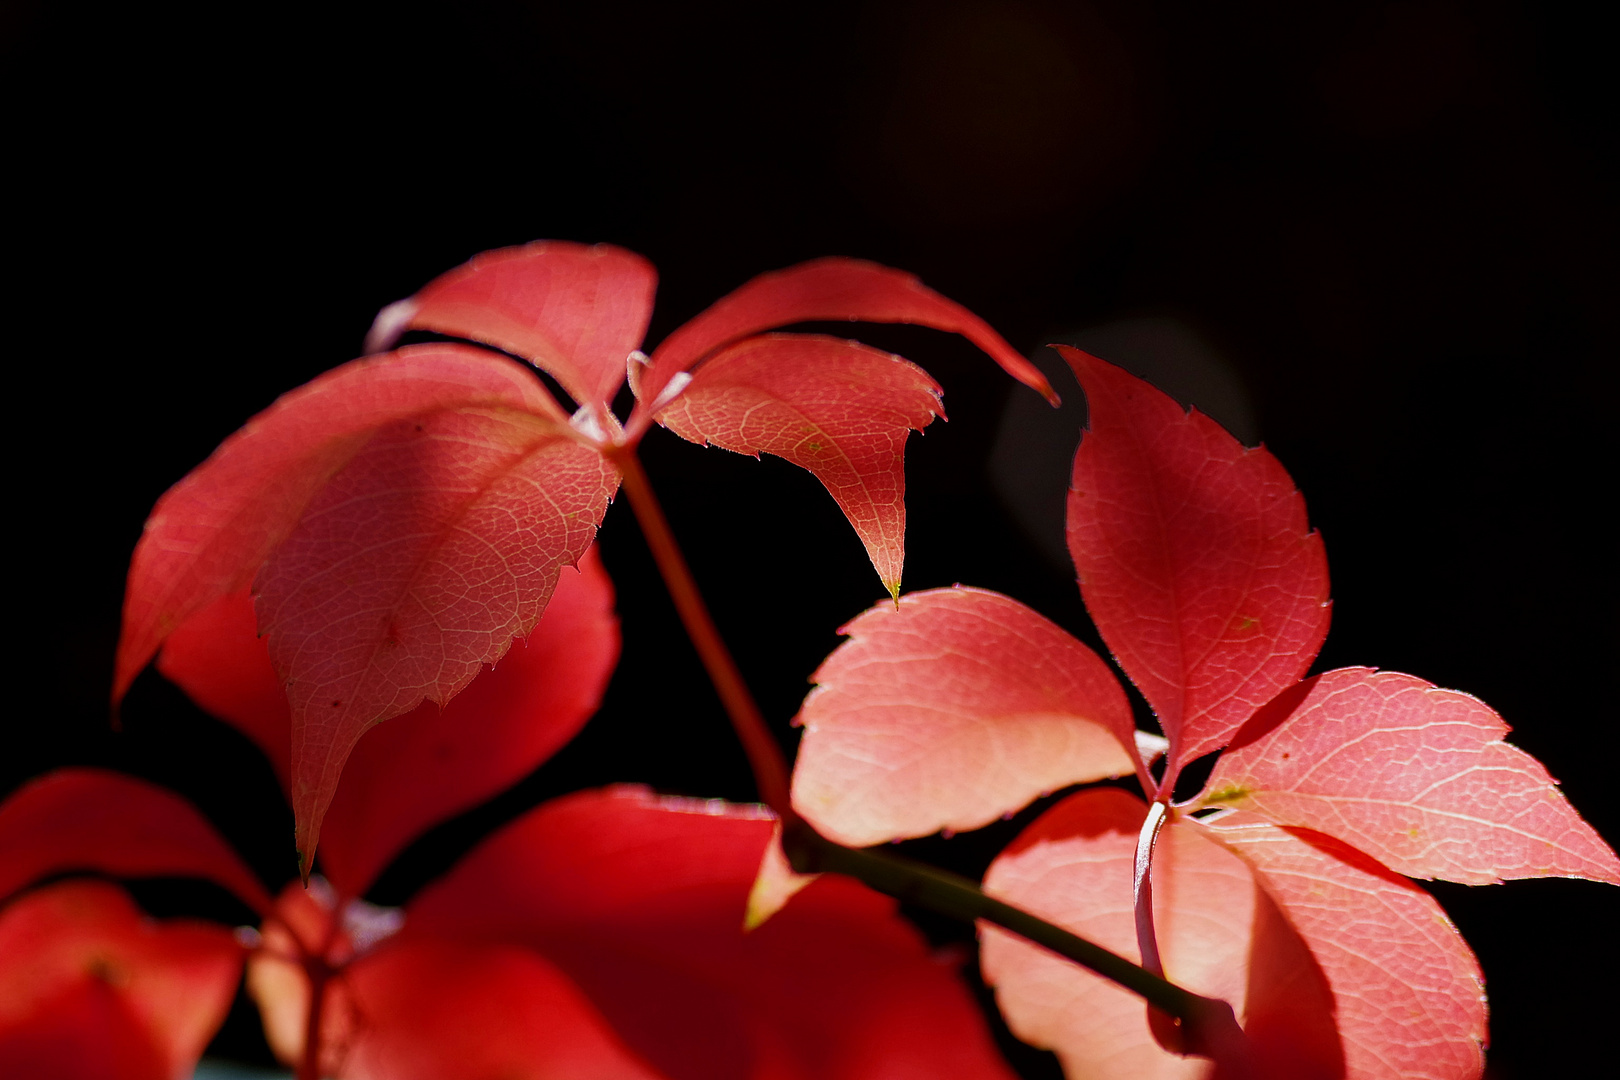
top-left (792, 587), bottom-right (1141, 846)
top-left (1202, 668), bottom-right (1620, 885)
top-left (408, 787), bottom-right (1019, 1080)
top-left (1206, 812), bottom-right (1487, 1080)
top-left (115, 343), bottom-right (571, 706)
top-left (640, 257), bottom-right (1057, 410)
top-left (980, 789), bottom-right (1341, 1080)
top-left (657, 333), bottom-right (943, 597)
top-left (1060, 346), bottom-right (1331, 779)
top-left (367, 240), bottom-right (658, 411)
top-left (0, 770), bottom-right (270, 916)
top-left (158, 549), bottom-right (621, 899)
top-left (0, 880), bottom-right (243, 1080)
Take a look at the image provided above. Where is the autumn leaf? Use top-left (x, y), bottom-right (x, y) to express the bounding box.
top-left (1204, 813), bottom-right (1487, 1080)
top-left (0, 880), bottom-right (243, 1080)
top-left (1202, 668), bottom-right (1620, 885)
top-left (639, 257), bottom-right (1057, 411)
top-left (656, 334), bottom-right (943, 598)
top-left (980, 789), bottom-right (1342, 1080)
top-left (0, 769), bottom-right (271, 916)
top-left (792, 586), bottom-right (1143, 846)
top-left (157, 548), bottom-right (621, 899)
top-left (247, 885), bottom-right (662, 1080)
top-left (1060, 344), bottom-right (1331, 778)
top-left (408, 786), bottom-right (1019, 1080)
top-left (115, 343), bottom-right (618, 872)
top-left (365, 240), bottom-right (657, 413)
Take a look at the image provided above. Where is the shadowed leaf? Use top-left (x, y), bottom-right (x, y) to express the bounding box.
top-left (408, 787), bottom-right (1019, 1080)
top-left (0, 881), bottom-right (242, 1080)
top-left (0, 770), bottom-right (270, 915)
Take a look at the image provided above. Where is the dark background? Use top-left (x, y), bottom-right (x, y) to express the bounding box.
top-left (5, 2), bottom-right (1615, 1076)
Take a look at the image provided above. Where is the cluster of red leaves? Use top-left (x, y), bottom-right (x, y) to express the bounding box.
top-left (3, 241), bottom-right (1615, 1080)
top-left (782, 345), bottom-right (1620, 1078)
top-left (2, 243), bottom-right (1048, 1079)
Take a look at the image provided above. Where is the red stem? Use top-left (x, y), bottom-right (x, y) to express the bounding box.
top-left (604, 444), bottom-right (795, 818)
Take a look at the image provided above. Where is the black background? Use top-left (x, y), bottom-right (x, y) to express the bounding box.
top-left (5, 2), bottom-right (1615, 1076)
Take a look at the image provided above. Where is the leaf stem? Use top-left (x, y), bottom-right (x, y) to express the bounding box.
top-left (609, 439), bottom-right (1249, 1068)
top-left (604, 443), bottom-right (794, 817)
top-left (782, 821), bottom-right (1249, 1067)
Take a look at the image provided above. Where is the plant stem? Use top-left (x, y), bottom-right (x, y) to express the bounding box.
top-left (782, 822), bottom-right (1248, 1067)
top-left (608, 439), bottom-right (1249, 1067)
top-left (604, 444), bottom-right (794, 817)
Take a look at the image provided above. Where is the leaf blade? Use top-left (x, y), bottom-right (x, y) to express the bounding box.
top-left (114, 344), bottom-right (566, 706)
top-left (0, 769), bottom-right (270, 915)
top-left (1060, 345), bottom-right (1331, 776)
top-left (368, 240), bottom-right (657, 411)
top-left (657, 333), bottom-right (943, 596)
top-left (979, 790), bottom-right (1342, 1080)
top-left (792, 587), bottom-right (1141, 846)
top-left (642, 257), bottom-right (1056, 409)
top-left (1204, 668), bottom-right (1620, 885)
top-left (0, 880), bottom-right (242, 1080)
top-left (1205, 812), bottom-right (1488, 1080)
top-left (408, 787), bottom-right (1019, 1080)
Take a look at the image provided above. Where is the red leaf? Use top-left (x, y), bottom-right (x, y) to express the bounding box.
top-left (1206, 812), bottom-right (1487, 1080)
top-left (256, 390), bottom-right (616, 870)
top-left (792, 587), bottom-right (1141, 846)
top-left (115, 343), bottom-right (571, 706)
top-left (657, 334), bottom-right (944, 597)
top-left (408, 787), bottom-right (1019, 1080)
top-left (980, 790), bottom-right (1341, 1080)
top-left (0, 770), bottom-right (270, 916)
top-left (640, 257), bottom-right (1057, 410)
top-left (1059, 346), bottom-right (1331, 779)
top-left (0, 880), bottom-right (242, 1080)
top-left (367, 240), bottom-right (657, 411)
top-left (158, 549), bottom-right (621, 899)
top-left (252, 937), bottom-right (666, 1080)
top-left (1202, 668), bottom-right (1620, 885)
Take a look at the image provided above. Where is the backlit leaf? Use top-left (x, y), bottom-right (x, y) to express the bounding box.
top-left (657, 333), bottom-right (943, 597)
top-left (158, 549), bottom-right (621, 899)
top-left (366, 240), bottom-right (657, 411)
top-left (1203, 668), bottom-right (1620, 885)
top-left (0, 770), bottom-right (270, 915)
top-left (792, 587), bottom-right (1141, 846)
top-left (408, 787), bottom-right (1018, 1080)
top-left (980, 789), bottom-right (1341, 1080)
top-left (114, 344), bottom-right (567, 707)
top-left (1206, 812), bottom-right (1487, 1080)
top-left (0, 880), bottom-right (242, 1080)
top-left (640, 257), bottom-right (1057, 409)
top-left (1060, 345), bottom-right (1331, 779)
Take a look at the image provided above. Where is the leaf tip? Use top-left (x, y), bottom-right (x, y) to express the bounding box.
top-left (744, 822), bottom-right (820, 931)
top-left (884, 579), bottom-right (901, 608)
